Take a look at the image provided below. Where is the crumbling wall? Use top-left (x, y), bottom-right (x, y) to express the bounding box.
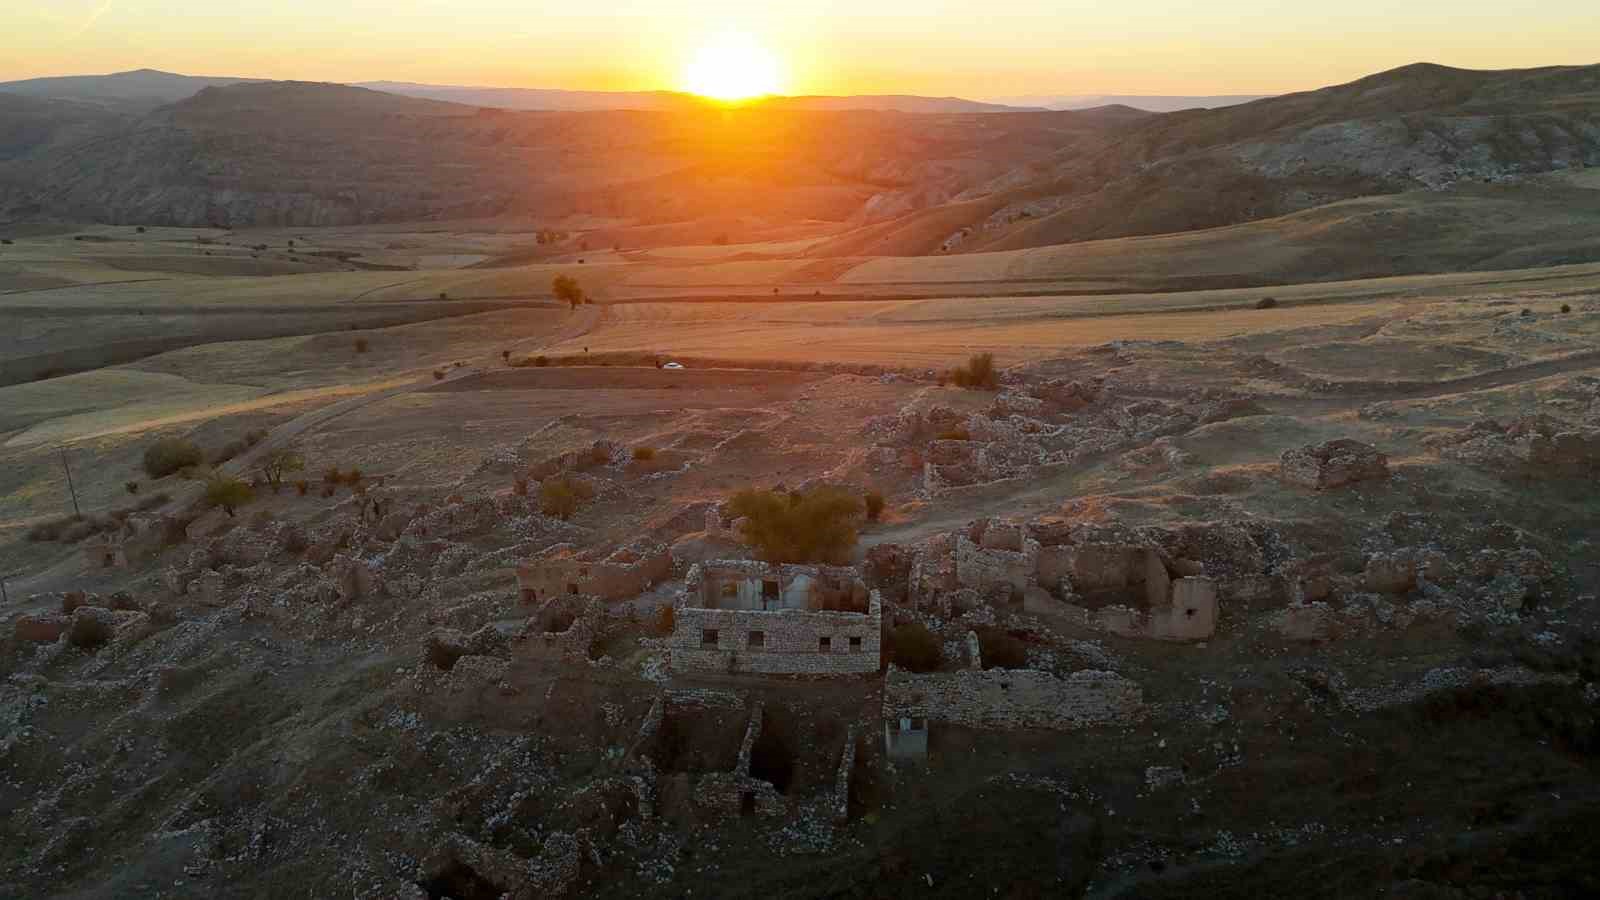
top-left (884, 666), bottom-right (1143, 731)
top-left (689, 561), bottom-right (868, 613)
top-left (517, 542), bottom-right (671, 603)
top-left (954, 525), bottom-right (1039, 594)
top-left (669, 591), bottom-right (882, 676)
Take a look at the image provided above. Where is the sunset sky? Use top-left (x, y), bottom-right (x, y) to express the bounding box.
top-left (4, 0), bottom-right (1596, 98)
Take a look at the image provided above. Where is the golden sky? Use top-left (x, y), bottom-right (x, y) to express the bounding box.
top-left (3, 0), bottom-right (1597, 97)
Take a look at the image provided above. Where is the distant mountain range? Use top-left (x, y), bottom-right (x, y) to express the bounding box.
top-left (0, 69), bottom-right (1035, 115)
top-left (1, 62), bottom-right (1596, 272)
top-left (989, 94), bottom-right (1275, 112)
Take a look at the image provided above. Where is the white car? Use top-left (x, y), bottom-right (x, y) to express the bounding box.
top-left (662, 362), bottom-right (685, 370)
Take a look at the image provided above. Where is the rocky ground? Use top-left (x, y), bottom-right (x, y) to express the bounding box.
top-left (2, 287), bottom-right (1599, 899)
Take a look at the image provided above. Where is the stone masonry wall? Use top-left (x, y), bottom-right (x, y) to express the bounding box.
top-left (884, 666), bottom-right (1143, 731)
top-left (670, 592), bottom-right (882, 676)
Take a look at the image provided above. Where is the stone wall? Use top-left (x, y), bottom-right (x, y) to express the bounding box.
top-left (884, 666), bottom-right (1143, 731)
top-left (688, 560), bottom-right (869, 613)
top-left (955, 532), bottom-right (1039, 593)
top-left (669, 591), bottom-right (882, 676)
top-left (517, 542), bottom-right (671, 603)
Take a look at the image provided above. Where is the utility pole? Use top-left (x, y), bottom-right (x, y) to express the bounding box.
top-left (60, 448), bottom-right (81, 519)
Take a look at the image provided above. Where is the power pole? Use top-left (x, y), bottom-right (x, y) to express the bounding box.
top-left (60, 449), bottom-right (81, 519)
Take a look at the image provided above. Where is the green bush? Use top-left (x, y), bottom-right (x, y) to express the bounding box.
top-left (890, 622), bottom-right (942, 672)
top-left (204, 475), bottom-right (254, 517)
top-left (1560, 303), bottom-right (1572, 314)
top-left (125, 480), bottom-right (140, 495)
top-left (540, 477), bottom-right (595, 520)
top-left (143, 437), bottom-right (203, 478)
top-left (864, 491), bottom-right (886, 522)
top-left (948, 352), bottom-right (998, 390)
top-left (728, 486), bottom-right (862, 565)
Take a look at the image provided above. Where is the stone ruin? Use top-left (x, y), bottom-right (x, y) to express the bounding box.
top-left (515, 541), bottom-right (672, 603)
top-left (1279, 438), bottom-right (1390, 490)
top-left (864, 380), bottom-right (1266, 499)
top-left (903, 517), bottom-right (1228, 642)
top-left (884, 666), bottom-right (1143, 731)
top-left (669, 561), bottom-right (882, 676)
top-left (1430, 414), bottom-right (1600, 476)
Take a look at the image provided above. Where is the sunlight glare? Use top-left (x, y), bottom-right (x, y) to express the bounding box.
top-left (682, 31), bottom-right (783, 101)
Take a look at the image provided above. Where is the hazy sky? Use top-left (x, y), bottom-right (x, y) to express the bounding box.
top-left (4, 0), bottom-right (1596, 97)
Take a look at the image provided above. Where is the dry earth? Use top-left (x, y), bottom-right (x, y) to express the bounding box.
top-left (1, 225), bottom-right (1599, 899)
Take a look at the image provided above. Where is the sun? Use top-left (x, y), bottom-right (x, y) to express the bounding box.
top-left (682, 31), bottom-right (783, 101)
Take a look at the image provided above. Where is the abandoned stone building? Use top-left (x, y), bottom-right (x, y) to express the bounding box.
top-left (516, 542), bottom-right (672, 603)
top-left (669, 561), bottom-right (883, 675)
top-left (908, 518), bottom-right (1220, 641)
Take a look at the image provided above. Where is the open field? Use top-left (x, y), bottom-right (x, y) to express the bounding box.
top-left (3, 195), bottom-right (1600, 899)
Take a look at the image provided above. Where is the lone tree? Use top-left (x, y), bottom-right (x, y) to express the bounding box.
top-left (552, 274), bottom-right (586, 310)
top-left (256, 447), bottom-right (305, 493)
top-left (728, 486), bottom-right (862, 565)
top-left (204, 475), bottom-right (254, 517)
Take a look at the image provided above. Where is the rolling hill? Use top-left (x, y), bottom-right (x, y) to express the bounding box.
top-left (1, 62), bottom-right (1597, 272)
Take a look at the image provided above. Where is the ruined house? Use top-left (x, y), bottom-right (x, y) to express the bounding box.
top-left (669, 561), bottom-right (882, 675)
top-left (517, 542), bottom-right (672, 603)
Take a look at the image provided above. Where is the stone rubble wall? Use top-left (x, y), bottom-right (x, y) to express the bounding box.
top-left (884, 666), bottom-right (1143, 731)
top-left (669, 592), bottom-right (883, 676)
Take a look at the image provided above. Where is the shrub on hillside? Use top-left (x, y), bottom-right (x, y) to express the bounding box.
top-left (632, 446), bottom-right (657, 461)
top-left (948, 352), bottom-right (998, 390)
top-left (204, 475), bottom-right (254, 517)
top-left (125, 480), bottom-right (140, 495)
top-left (143, 437), bottom-right (203, 479)
top-left (890, 622), bottom-right (942, 673)
top-left (728, 486), bottom-right (862, 565)
top-left (540, 477), bottom-right (595, 520)
top-left (1255, 296), bottom-right (1278, 309)
top-left (1560, 303), bottom-right (1572, 314)
top-left (354, 338), bottom-right (369, 353)
top-left (433, 369), bottom-right (445, 380)
top-left (937, 427), bottom-right (971, 442)
top-left (864, 491), bottom-right (886, 522)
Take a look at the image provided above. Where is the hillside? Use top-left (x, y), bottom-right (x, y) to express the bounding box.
top-left (0, 68), bottom-right (259, 112)
top-left (1, 63), bottom-right (1596, 252)
top-left (938, 63), bottom-right (1600, 253)
top-left (360, 81), bottom-right (1032, 113)
top-left (0, 82), bottom-right (1119, 228)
